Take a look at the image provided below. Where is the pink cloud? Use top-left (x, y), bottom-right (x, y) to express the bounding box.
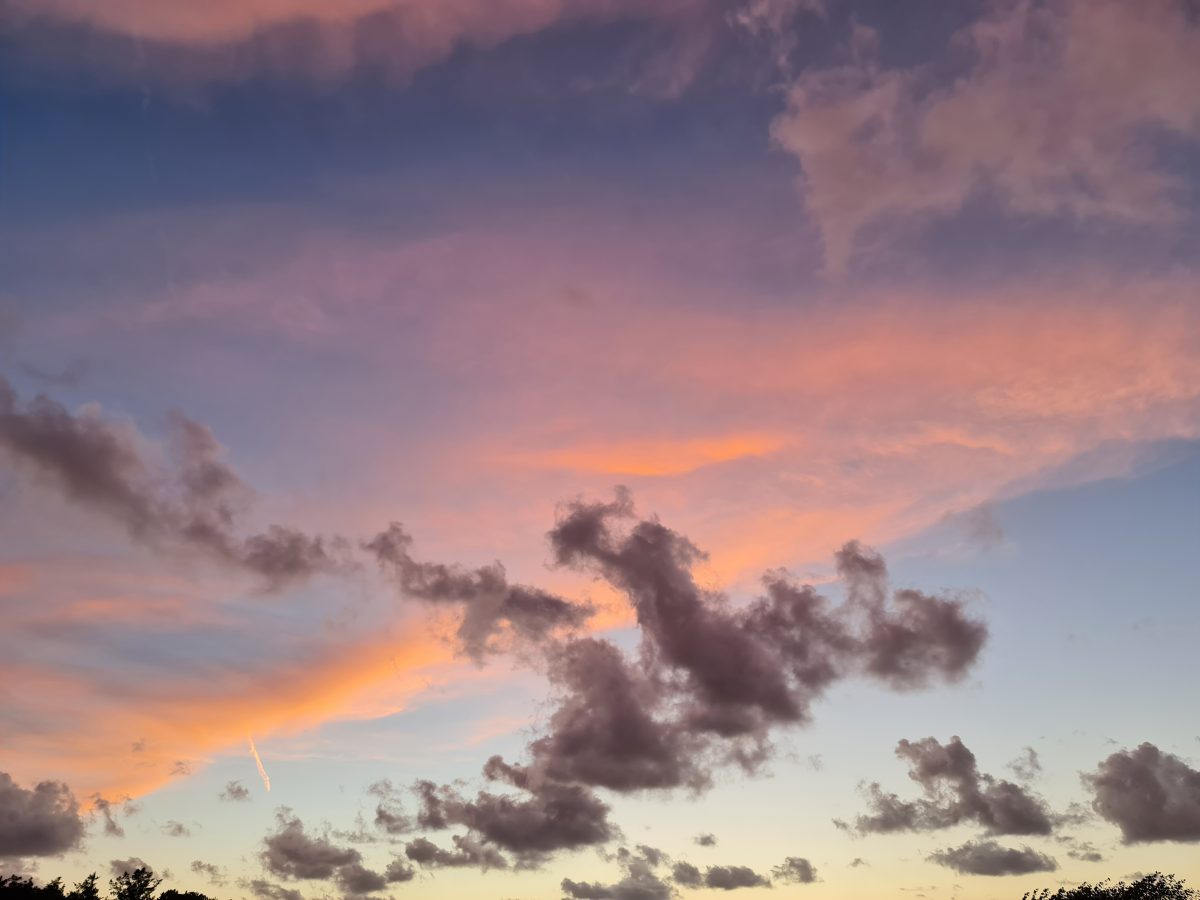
top-left (772, 0), bottom-right (1200, 272)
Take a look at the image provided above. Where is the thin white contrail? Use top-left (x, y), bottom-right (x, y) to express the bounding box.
top-left (248, 736), bottom-right (271, 792)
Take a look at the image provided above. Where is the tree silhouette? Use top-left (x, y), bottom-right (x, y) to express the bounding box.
top-left (68, 876), bottom-right (99, 900)
top-left (108, 870), bottom-right (160, 900)
top-left (1024, 873), bottom-right (1195, 900)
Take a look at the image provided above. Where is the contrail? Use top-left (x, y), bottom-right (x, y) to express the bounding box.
top-left (248, 736), bottom-right (271, 792)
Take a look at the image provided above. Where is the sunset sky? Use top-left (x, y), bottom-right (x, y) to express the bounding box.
top-left (1, 1), bottom-right (1199, 898)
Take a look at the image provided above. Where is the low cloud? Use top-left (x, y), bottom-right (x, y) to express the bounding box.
top-left (773, 857), bottom-right (816, 884)
top-left (852, 736), bottom-right (1053, 835)
top-left (219, 781), bottom-right (251, 803)
top-left (928, 840), bottom-right (1057, 876)
top-left (1085, 743), bottom-right (1200, 843)
top-left (0, 772), bottom-right (86, 859)
top-left (260, 811), bottom-right (361, 880)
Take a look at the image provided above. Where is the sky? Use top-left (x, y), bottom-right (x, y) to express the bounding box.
top-left (1, 1), bottom-right (1199, 898)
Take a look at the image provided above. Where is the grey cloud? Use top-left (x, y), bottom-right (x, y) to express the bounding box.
top-left (0, 772), bottom-right (86, 859)
top-left (160, 821), bottom-right (190, 838)
top-left (928, 841), bottom-right (1057, 876)
top-left (853, 736), bottom-right (1053, 836)
top-left (1085, 743), bottom-right (1200, 843)
top-left (245, 880), bottom-right (304, 900)
top-left (189, 861), bottom-right (224, 885)
top-left (0, 377), bottom-right (339, 589)
top-left (561, 846), bottom-right (671, 900)
top-left (383, 858), bottom-right (415, 884)
top-left (703, 865), bottom-right (771, 890)
top-left (367, 523), bottom-right (594, 661)
top-left (773, 857), bottom-right (816, 883)
top-left (260, 811), bottom-right (361, 880)
top-left (333, 863), bottom-right (388, 895)
top-left (367, 779), bottom-right (412, 835)
top-left (404, 835), bottom-right (508, 871)
top-left (219, 781), bottom-right (251, 802)
top-left (91, 795), bottom-right (125, 838)
top-left (672, 862), bottom-right (702, 888)
top-left (694, 833), bottom-right (717, 847)
top-left (109, 858), bottom-right (152, 878)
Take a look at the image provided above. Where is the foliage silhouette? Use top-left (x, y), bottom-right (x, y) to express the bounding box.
top-left (109, 869), bottom-right (160, 900)
top-left (1024, 873), bottom-right (1195, 900)
top-left (0, 869), bottom-right (218, 900)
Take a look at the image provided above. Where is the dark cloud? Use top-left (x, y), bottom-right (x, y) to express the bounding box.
top-left (109, 858), bottom-right (152, 878)
top-left (367, 779), bottom-right (412, 835)
top-left (853, 736), bottom-right (1053, 836)
top-left (260, 810), bottom-right (361, 880)
top-left (928, 841), bottom-right (1057, 876)
top-left (414, 769), bottom-right (613, 865)
top-left (773, 857), bottom-right (816, 884)
top-left (694, 833), bottom-right (717, 847)
top-left (333, 863), bottom-right (388, 895)
top-left (367, 523), bottom-right (594, 661)
top-left (672, 862), bottom-right (702, 888)
top-left (561, 846), bottom-right (671, 900)
top-left (383, 858), bottom-right (415, 884)
top-left (189, 861), bottom-right (224, 885)
top-left (0, 377), bottom-right (339, 588)
top-left (394, 490), bottom-right (988, 870)
top-left (161, 821), bottom-right (190, 838)
top-left (404, 835), bottom-right (508, 871)
top-left (1085, 743), bottom-right (1200, 843)
top-left (245, 880), bottom-right (304, 900)
top-left (546, 492), bottom-right (985, 749)
top-left (0, 772), bottom-right (85, 859)
top-left (219, 781), bottom-right (251, 802)
top-left (702, 865), bottom-right (771, 890)
top-left (91, 795), bottom-right (125, 838)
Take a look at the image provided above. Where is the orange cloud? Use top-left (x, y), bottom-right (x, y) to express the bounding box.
top-left (502, 433), bottom-right (789, 477)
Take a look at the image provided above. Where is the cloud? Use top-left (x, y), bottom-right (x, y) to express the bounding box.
top-left (561, 846), bottom-right (671, 900)
top-left (1008, 747), bottom-right (1042, 783)
top-left (0, 773), bottom-right (86, 859)
top-left (771, 0), bottom-right (1200, 272)
top-left (366, 779), bottom-right (413, 836)
top-left (852, 736), bottom-right (1053, 836)
top-left (414, 767), bottom-right (613, 866)
top-left (404, 835), bottom-right (507, 871)
top-left (772, 856), bottom-right (816, 883)
top-left (91, 795), bottom-right (125, 838)
top-left (367, 523), bottom-right (594, 661)
top-left (109, 858), bottom-right (153, 878)
top-left (383, 858), bottom-right (415, 884)
top-left (219, 781), bottom-right (251, 803)
top-left (160, 821), bottom-right (191, 838)
top-left (694, 833), bottom-right (717, 847)
top-left (260, 810), bottom-right (362, 880)
top-left (189, 861), bottom-right (224, 885)
top-left (333, 862), bottom-right (388, 896)
top-left (3, 0), bottom-right (708, 89)
top-left (702, 865), bottom-right (771, 890)
top-left (245, 880), bottom-right (304, 900)
top-left (1085, 743), bottom-right (1200, 843)
top-left (672, 862), bottom-right (702, 887)
top-left (0, 377), bottom-right (340, 589)
top-left (928, 840), bottom-right (1057, 876)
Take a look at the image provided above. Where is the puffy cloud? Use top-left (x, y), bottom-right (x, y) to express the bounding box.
top-left (672, 862), bottom-right (702, 887)
top-left (702, 865), bottom-right (771, 890)
top-left (927, 840), bottom-right (1057, 877)
top-left (561, 847), bottom-right (672, 900)
top-left (383, 858), bottom-right (415, 884)
top-left (367, 524), bottom-right (594, 661)
top-left (333, 862), bottom-right (388, 895)
top-left (189, 861), bottom-right (224, 885)
top-left (404, 835), bottom-right (507, 871)
top-left (852, 736), bottom-right (1053, 836)
top-left (219, 781), bottom-right (251, 803)
top-left (694, 833), bottom-right (717, 847)
top-left (1085, 743), bottom-right (1200, 843)
top-left (772, 856), bottom-right (816, 884)
top-left (109, 858), bottom-right (153, 878)
top-left (260, 811), bottom-right (361, 880)
top-left (772, 0), bottom-right (1200, 272)
top-left (0, 377), bottom-right (339, 589)
top-left (0, 773), bottom-right (86, 859)
top-left (366, 780), bottom-right (412, 836)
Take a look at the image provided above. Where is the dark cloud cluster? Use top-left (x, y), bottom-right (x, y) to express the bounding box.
top-left (380, 490), bottom-right (986, 874)
top-left (0, 377), bottom-right (339, 588)
top-left (561, 845), bottom-right (671, 900)
top-left (367, 524), bottom-right (594, 661)
top-left (0, 772), bottom-right (85, 860)
top-left (927, 840), bottom-right (1057, 876)
top-left (366, 779), bottom-right (412, 836)
top-left (1085, 743), bottom-right (1200, 843)
top-left (673, 861), bottom-right (772, 891)
top-left (850, 736), bottom-right (1053, 836)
